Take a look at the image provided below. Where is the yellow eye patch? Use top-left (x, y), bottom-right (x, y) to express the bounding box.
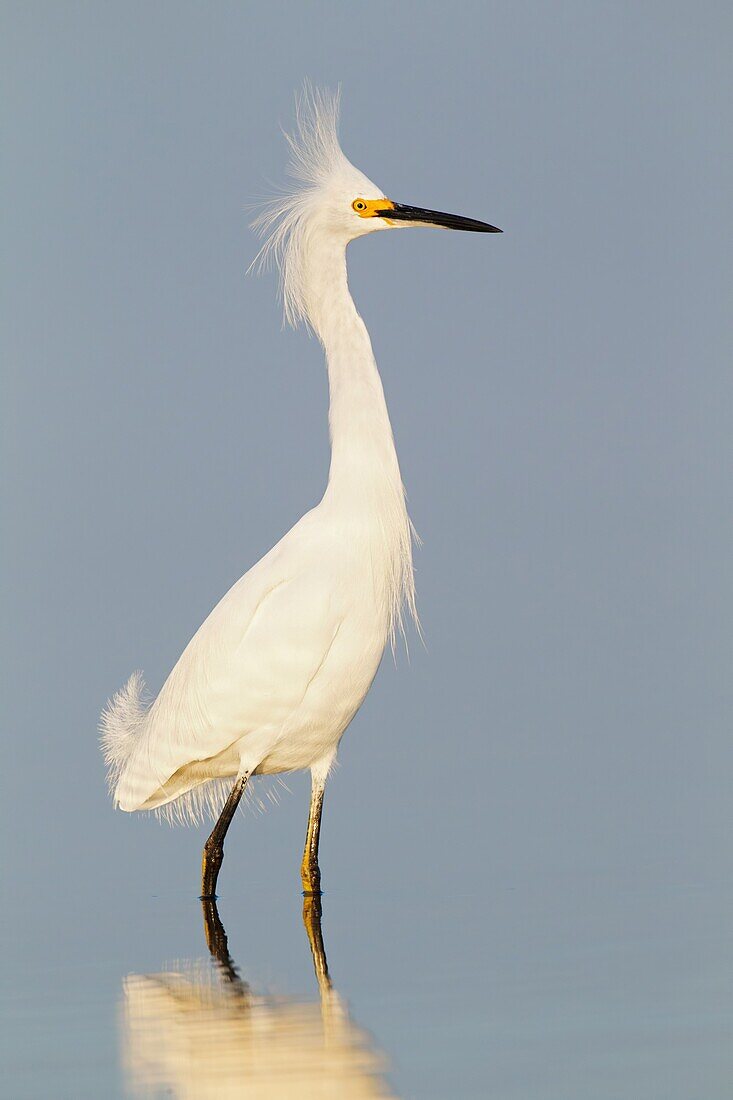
top-left (352, 197), bottom-right (395, 218)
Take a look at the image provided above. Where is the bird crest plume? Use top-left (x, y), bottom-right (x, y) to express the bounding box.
top-left (250, 84), bottom-right (368, 330)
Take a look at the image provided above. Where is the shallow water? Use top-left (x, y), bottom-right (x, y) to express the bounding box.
top-left (3, 869), bottom-right (732, 1098)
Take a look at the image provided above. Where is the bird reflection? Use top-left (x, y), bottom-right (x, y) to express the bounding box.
top-left (120, 896), bottom-right (396, 1098)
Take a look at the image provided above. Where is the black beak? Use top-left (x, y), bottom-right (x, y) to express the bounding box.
top-left (376, 202), bottom-right (502, 233)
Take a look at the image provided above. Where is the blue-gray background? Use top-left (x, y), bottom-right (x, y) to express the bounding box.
top-left (2, 3), bottom-right (732, 1097)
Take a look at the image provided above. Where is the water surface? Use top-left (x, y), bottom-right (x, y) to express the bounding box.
top-left (3, 869), bottom-right (732, 1098)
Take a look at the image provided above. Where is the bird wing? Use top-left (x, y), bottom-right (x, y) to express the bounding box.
top-left (115, 512), bottom-right (344, 811)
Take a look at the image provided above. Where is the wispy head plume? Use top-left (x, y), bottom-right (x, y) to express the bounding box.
top-left (283, 82), bottom-right (345, 186)
top-left (249, 84), bottom-right (351, 330)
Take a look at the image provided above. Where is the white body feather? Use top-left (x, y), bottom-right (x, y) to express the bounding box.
top-left (101, 89), bottom-right (416, 822)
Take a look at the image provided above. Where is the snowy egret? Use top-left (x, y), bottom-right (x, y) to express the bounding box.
top-left (101, 87), bottom-right (501, 899)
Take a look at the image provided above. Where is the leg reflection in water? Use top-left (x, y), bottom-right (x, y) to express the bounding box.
top-left (120, 896), bottom-right (396, 1098)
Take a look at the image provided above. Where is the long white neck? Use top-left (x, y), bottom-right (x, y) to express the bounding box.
top-left (306, 237), bottom-right (416, 637)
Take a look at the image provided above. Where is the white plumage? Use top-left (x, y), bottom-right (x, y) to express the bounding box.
top-left (100, 85), bottom-right (499, 891)
top-left (102, 88), bottom-right (414, 823)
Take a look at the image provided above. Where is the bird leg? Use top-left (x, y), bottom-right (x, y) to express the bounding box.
top-left (201, 896), bottom-right (249, 995)
top-left (302, 892), bottom-right (331, 994)
top-left (201, 773), bottom-right (248, 899)
top-left (300, 777), bottom-right (326, 895)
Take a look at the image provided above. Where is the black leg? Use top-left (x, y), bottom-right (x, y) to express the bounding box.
top-left (201, 773), bottom-right (248, 899)
top-left (201, 896), bottom-right (249, 994)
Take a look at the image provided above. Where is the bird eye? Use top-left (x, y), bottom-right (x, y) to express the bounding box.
top-left (352, 199), bottom-right (367, 212)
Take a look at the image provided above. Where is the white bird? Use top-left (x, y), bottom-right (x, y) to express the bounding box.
top-left (101, 87), bottom-right (501, 899)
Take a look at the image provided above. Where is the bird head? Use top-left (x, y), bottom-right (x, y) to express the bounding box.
top-left (251, 85), bottom-right (500, 328)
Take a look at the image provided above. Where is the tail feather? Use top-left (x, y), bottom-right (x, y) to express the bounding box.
top-left (99, 670), bottom-right (289, 825)
top-left (100, 671), bottom-right (150, 797)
